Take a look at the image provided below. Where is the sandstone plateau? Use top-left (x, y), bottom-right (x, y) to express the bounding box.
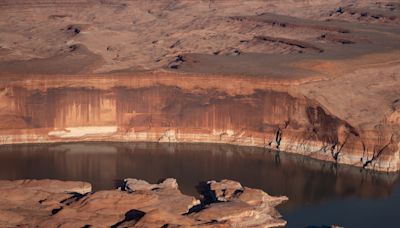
top-left (0, 178), bottom-right (287, 227)
top-left (0, 0), bottom-right (399, 171)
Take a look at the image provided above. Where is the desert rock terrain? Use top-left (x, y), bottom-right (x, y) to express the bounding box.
top-left (0, 0), bottom-right (399, 171)
top-left (0, 178), bottom-right (287, 227)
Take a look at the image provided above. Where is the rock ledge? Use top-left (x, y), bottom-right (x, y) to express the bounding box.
top-left (0, 178), bottom-right (287, 227)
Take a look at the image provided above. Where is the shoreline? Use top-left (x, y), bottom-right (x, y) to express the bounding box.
top-left (0, 129), bottom-right (398, 173)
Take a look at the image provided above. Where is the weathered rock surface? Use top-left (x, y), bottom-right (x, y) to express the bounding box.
top-left (0, 178), bottom-right (287, 227)
top-left (0, 179), bottom-right (92, 227)
top-left (0, 0), bottom-right (399, 171)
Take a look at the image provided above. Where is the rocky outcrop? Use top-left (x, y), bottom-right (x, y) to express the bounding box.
top-left (0, 179), bottom-right (287, 227)
top-left (0, 179), bottom-right (91, 226)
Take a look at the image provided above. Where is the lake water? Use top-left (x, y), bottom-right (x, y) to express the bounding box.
top-left (0, 142), bottom-right (398, 228)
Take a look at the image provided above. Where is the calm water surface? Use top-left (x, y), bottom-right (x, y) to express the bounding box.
top-left (0, 142), bottom-right (399, 228)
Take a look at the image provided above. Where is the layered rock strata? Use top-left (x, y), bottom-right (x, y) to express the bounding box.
top-left (0, 179), bottom-right (287, 227)
top-left (0, 73), bottom-right (398, 172)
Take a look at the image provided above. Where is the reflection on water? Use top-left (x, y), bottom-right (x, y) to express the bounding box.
top-left (0, 142), bottom-right (399, 227)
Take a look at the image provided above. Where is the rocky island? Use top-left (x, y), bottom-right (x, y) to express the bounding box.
top-left (0, 0), bottom-right (399, 172)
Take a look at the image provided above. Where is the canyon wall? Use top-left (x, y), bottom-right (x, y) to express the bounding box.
top-left (0, 73), bottom-right (398, 172)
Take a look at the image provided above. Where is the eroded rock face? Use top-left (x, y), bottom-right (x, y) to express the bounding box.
top-left (0, 82), bottom-right (397, 172)
top-left (0, 179), bottom-right (287, 227)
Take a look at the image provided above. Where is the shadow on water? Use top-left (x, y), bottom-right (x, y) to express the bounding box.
top-left (0, 142), bottom-right (398, 227)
